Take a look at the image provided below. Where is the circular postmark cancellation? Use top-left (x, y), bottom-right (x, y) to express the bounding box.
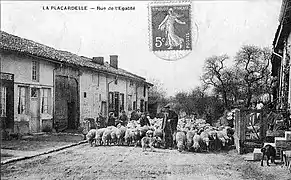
top-left (148, 0), bottom-right (198, 61)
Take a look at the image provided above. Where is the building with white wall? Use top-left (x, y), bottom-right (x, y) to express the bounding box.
top-left (0, 31), bottom-right (152, 137)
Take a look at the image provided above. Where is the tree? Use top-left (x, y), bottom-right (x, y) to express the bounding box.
top-left (172, 85), bottom-right (224, 124)
top-left (148, 78), bottom-right (168, 116)
top-left (234, 45), bottom-right (271, 107)
top-left (201, 54), bottom-right (231, 108)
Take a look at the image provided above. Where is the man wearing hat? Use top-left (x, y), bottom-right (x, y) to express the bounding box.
top-left (162, 104), bottom-right (178, 149)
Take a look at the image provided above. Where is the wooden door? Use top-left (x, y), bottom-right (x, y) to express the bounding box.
top-left (114, 92), bottom-right (119, 117)
top-left (30, 88), bottom-right (40, 133)
top-left (67, 102), bottom-right (76, 129)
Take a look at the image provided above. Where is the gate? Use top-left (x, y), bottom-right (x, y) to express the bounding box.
top-left (234, 108), bottom-right (268, 154)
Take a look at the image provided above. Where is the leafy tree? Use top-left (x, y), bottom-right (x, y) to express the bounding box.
top-left (201, 54), bottom-right (231, 108)
top-left (234, 45), bottom-right (271, 107)
top-left (148, 78), bottom-right (169, 117)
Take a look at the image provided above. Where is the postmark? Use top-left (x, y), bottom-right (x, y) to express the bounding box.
top-left (148, 1), bottom-right (198, 61)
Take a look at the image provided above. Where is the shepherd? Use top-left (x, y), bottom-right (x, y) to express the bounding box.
top-left (162, 104), bottom-right (178, 149)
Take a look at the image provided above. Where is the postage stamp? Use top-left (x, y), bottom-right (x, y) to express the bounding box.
top-left (148, 0), bottom-right (197, 61)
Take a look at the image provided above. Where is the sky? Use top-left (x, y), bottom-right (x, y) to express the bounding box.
top-left (1, 0), bottom-right (282, 96)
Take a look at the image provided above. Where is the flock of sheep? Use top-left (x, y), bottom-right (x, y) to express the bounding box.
top-left (86, 117), bottom-right (235, 152)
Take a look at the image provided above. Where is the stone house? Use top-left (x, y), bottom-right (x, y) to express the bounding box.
top-left (0, 31), bottom-right (152, 136)
top-left (79, 55), bottom-right (152, 124)
top-left (1, 32), bottom-right (56, 134)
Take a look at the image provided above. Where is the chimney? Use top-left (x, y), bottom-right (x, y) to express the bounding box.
top-left (110, 55), bottom-right (118, 69)
top-left (92, 57), bottom-right (104, 65)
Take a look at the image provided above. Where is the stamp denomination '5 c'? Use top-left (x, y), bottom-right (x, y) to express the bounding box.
top-left (148, 1), bottom-right (195, 61)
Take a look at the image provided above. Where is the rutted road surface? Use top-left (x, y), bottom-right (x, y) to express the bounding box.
top-left (1, 144), bottom-right (290, 180)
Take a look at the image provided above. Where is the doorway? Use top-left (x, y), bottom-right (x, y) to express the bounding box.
top-left (140, 99), bottom-right (144, 113)
top-left (101, 101), bottom-right (107, 117)
top-left (114, 92), bottom-right (119, 117)
top-left (30, 88), bottom-right (40, 133)
top-left (67, 102), bottom-right (76, 129)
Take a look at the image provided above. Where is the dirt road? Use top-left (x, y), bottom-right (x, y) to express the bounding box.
top-left (1, 144), bottom-right (290, 180)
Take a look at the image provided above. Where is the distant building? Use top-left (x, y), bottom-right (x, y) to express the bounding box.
top-left (0, 31), bottom-right (153, 136)
top-left (271, 0), bottom-right (291, 111)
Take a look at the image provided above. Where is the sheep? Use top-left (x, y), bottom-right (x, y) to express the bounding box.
top-left (116, 125), bottom-right (126, 145)
top-left (186, 130), bottom-right (195, 151)
top-left (175, 131), bottom-right (187, 152)
top-left (192, 132), bottom-right (202, 152)
top-left (200, 131), bottom-right (210, 152)
top-left (95, 128), bottom-right (106, 146)
top-left (133, 128), bottom-right (141, 147)
top-left (102, 128), bottom-right (112, 146)
top-left (110, 130), bottom-right (117, 145)
top-left (86, 129), bottom-right (97, 147)
top-left (124, 128), bottom-right (135, 146)
top-left (208, 130), bottom-right (220, 151)
top-left (217, 130), bottom-right (231, 150)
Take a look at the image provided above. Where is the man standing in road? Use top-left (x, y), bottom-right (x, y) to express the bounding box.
top-left (162, 104), bottom-right (178, 150)
top-left (118, 110), bottom-right (128, 126)
top-left (96, 113), bottom-right (106, 128)
top-left (107, 112), bottom-right (116, 127)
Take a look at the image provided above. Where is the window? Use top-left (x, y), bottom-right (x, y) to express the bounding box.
top-left (114, 79), bottom-right (118, 85)
top-left (32, 61), bottom-right (39, 82)
top-left (0, 86), bottom-right (6, 117)
top-left (41, 89), bottom-right (49, 114)
top-left (140, 99), bottom-right (144, 112)
top-left (18, 87), bottom-right (27, 114)
top-left (133, 101), bottom-right (136, 110)
top-left (129, 80), bottom-right (133, 86)
top-left (109, 92), bottom-right (114, 110)
top-left (31, 88), bottom-right (38, 98)
top-left (84, 92), bottom-right (87, 98)
top-left (128, 95), bottom-right (132, 111)
top-left (145, 101), bottom-right (148, 112)
top-left (144, 85), bottom-right (147, 97)
top-left (119, 93), bottom-right (124, 112)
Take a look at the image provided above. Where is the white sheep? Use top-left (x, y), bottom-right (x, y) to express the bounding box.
top-left (200, 131), bottom-right (210, 152)
top-left (102, 128), bottom-right (112, 146)
top-left (86, 129), bottom-right (97, 147)
top-left (95, 128), bottom-right (106, 146)
top-left (192, 132), bottom-right (202, 152)
top-left (186, 130), bottom-right (195, 151)
top-left (175, 131), bottom-right (187, 152)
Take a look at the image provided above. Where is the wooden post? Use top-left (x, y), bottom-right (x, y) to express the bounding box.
top-left (234, 109), bottom-right (244, 154)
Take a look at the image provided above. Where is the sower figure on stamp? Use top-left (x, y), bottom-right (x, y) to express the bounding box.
top-left (162, 104), bottom-right (178, 150)
top-left (158, 8), bottom-right (186, 50)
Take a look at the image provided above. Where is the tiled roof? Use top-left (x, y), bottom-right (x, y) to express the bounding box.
top-left (0, 30), bottom-right (148, 82)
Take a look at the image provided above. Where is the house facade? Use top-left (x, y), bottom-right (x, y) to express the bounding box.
top-left (79, 55), bottom-right (151, 124)
top-left (271, 0), bottom-right (291, 112)
top-left (0, 31), bottom-right (152, 137)
top-left (0, 49), bottom-right (55, 135)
